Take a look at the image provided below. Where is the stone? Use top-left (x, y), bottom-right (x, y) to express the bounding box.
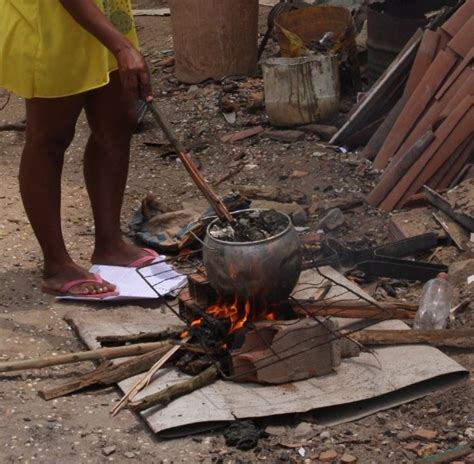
top-left (464, 427), bottom-right (474, 439)
top-left (414, 428), bottom-right (438, 440)
top-left (291, 208), bottom-right (308, 227)
top-left (318, 208), bottom-right (345, 231)
top-left (102, 445), bottom-right (116, 456)
top-left (320, 431), bottom-right (331, 440)
top-left (319, 450), bottom-right (338, 462)
top-left (445, 431), bottom-right (459, 440)
top-left (341, 454), bottom-right (358, 463)
top-left (404, 442), bottom-right (420, 451)
top-left (293, 422), bottom-right (314, 439)
top-left (265, 425), bottom-right (287, 436)
top-left (396, 431), bottom-right (411, 441)
top-left (124, 451), bottom-right (135, 459)
top-left (261, 130), bottom-right (305, 143)
top-left (291, 170), bottom-right (309, 178)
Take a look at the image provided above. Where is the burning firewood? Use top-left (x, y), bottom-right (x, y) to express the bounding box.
top-left (110, 338), bottom-right (190, 416)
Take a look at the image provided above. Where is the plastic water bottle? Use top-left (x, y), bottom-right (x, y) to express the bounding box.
top-left (414, 273), bottom-right (452, 330)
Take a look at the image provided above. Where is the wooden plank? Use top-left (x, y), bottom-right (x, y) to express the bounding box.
top-left (390, 66), bottom-right (474, 169)
top-left (379, 96), bottom-right (473, 211)
top-left (404, 29), bottom-right (440, 97)
top-left (373, 50), bottom-right (459, 170)
top-left (367, 130), bottom-right (434, 207)
top-left (398, 105), bottom-right (474, 206)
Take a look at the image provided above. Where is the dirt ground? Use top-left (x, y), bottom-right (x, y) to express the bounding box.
top-left (0, 3), bottom-right (473, 464)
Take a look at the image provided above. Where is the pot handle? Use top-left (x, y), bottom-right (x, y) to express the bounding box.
top-left (187, 218), bottom-right (221, 253)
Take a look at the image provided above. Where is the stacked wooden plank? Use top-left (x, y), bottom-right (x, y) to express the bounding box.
top-left (367, 0), bottom-right (474, 211)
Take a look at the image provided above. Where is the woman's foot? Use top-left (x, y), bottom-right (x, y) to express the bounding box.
top-left (91, 240), bottom-right (158, 267)
top-left (41, 262), bottom-right (116, 296)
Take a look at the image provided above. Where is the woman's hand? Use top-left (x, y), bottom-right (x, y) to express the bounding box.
top-left (115, 47), bottom-right (153, 102)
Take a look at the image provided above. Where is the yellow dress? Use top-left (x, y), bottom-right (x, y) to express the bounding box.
top-left (0, 0), bottom-right (139, 99)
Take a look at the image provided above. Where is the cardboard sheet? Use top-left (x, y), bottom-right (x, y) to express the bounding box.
top-left (65, 268), bottom-right (467, 436)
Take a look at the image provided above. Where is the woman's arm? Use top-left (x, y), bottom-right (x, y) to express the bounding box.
top-left (60, 0), bottom-right (152, 101)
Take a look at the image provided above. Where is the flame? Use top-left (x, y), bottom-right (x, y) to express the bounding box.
top-left (186, 298), bottom-right (278, 335)
top-left (206, 299), bottom-right (250, 332)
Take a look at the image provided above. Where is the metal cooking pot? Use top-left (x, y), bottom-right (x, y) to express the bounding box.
top-left (203, 209), bottom-right (302, 304)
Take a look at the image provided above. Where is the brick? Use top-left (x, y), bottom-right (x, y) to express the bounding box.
top-left (404, 441), bottom-right (421, 451)
top-left (221, 125), bottom-right (264, 143)
top-left (413, 428), bottom-right (438, 440)
top-left (373, 50), bottom-right (459, 170)
top-left (231, 319), bottom-right (340, 384)
top-left (447, 16), bottom-right (474, 58)
top-left (319, 450), bottom-right (338, 462)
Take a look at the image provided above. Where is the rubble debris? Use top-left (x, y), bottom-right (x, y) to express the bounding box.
top-left (261, 129), bottom-right (305, 143)
top-left (318, 207), bottom-right (345, 231)
top-left (340, 453), bottom-right (358, 464)
top-left (221, 125), bottom-right (264, 143)
top-left (232, 184), bottom-right (307, 205)
top-left (102, 446), bottom-right (117, 456)
top-left (319, 449), bottom-right (339, 462)
top-left (299, 124), bottom-right (338, 140)
top-left (224, 421), bottom-right (266, 451)
top-left (209, 209), bottom-right (288, 242)
top-left (414, 428), bottom-right (438, 440)
top-left (424, 182), bottom-right (474, 233)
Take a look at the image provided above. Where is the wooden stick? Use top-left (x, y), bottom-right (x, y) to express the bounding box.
top-left (147, 102), bottom-right (236, 225)
top-left (295, 300), bottom-right (417, 320)
top-left (110, 338), bottom-right (189, 416)
top-left (97, 328), bottom-right (183, 346)
top-left (129, 364), bottom-right (218, 413)
top-left (0, 341), bottom-right (169, 373)
top-left (351, 329), bottom-right (474, 348)
top-left (38, 346), bottom-right (171, 400)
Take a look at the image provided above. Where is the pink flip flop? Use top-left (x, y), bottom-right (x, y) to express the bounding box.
top-left (42, 273), bottom-right (118, 298)
top-left (127, 248), bottom-right (160, 268)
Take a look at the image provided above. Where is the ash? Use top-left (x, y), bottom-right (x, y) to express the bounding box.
top-left (210, 209), bottom-right (288, 242)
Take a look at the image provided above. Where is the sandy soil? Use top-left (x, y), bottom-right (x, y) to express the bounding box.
top-left (0, 2), bottom-right (472, 464)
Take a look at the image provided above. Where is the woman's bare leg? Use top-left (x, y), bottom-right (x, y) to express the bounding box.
top-left (84, 72), bottom-right (151, 265)
top-left (20, 96), bottom-right (116, 295)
